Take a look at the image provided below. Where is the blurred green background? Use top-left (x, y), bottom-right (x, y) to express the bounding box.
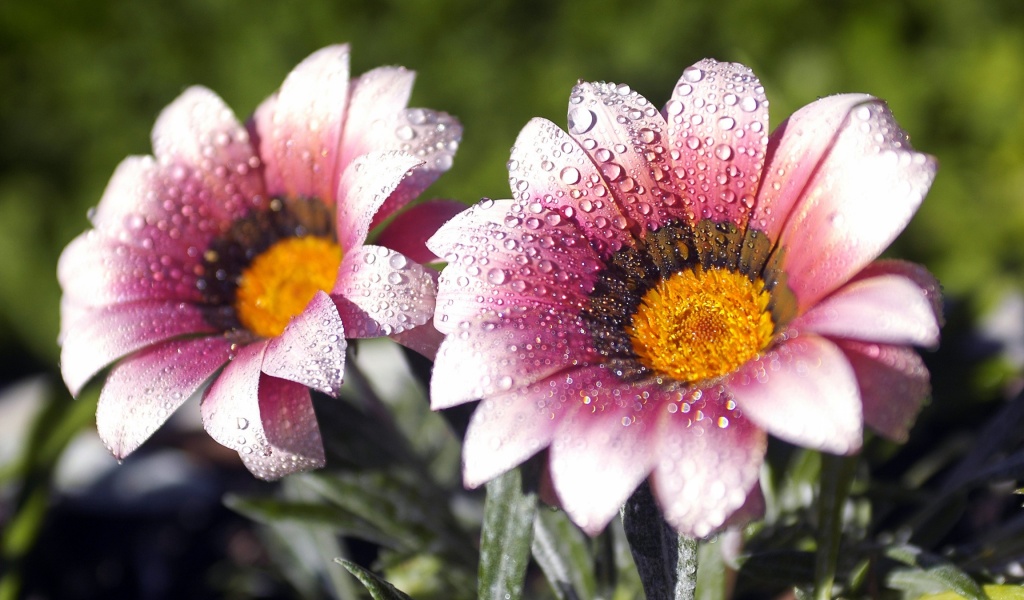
top-left (2, 0), bottom-right (1024, 374)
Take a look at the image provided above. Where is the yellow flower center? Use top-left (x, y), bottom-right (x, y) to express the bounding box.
top-left (235, 236), bottom-right (342, 338)
top-left (628, 267), bottom-right (774, 383)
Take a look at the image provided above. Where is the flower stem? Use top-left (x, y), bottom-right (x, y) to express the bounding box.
top-left (813, 453), bottom-right (859, 600)
top-left (622, 481), bottom-right (697, 600)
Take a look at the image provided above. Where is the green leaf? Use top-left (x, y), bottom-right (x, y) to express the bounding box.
top-left (224, 494), bottom-right (395, 548)
top-left (621, 481), bottom-right (697, 600)
top-left (813, 453), bottom-right (858, 600)
top-left (885, 545), bottom-right (988, 600)
top-left (478, 467), bottom-right (538, 600)
top-left (695, 538), bottom-right (727, 600)
top-left (531, 508), bottom-right (596, 600)
top-left (337, 559), bottom-right (415, 600)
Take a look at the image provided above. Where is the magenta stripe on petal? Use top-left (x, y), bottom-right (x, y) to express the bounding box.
top-left (201, 342), bottom-right (325, 480)
top-left (507, 118), bottom-right (634, 256)
top-left (727, 333), bottom-right (863, 454)
top-left (663, 59), bottom-right (770, 229)
top-left (335, 152), bottom-right (424, 253)
top-left (775, 99), bottom-right (937, 312)
top-left (838, 339), bottom-right (930, 443)
top-left (651, 386), bottom-right (767, 538)
top-left (263, 291), bottom-right (346, 396)
top-left (253, 45), bottom-right (351, 205)
top-left (548, 366), bottom-right (662, 535)
top-left (60, 301), bottom-right (217, 397)
top-left (332, 245), bottom-right (436, 338)
top-left (794, 271), bottom-right (941, 347)
top-left (97, 336), bottom-right (233, 459)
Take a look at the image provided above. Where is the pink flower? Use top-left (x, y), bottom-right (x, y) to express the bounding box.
top-left (428, 59), bottom-right (940, 536)
top-left (59, 45), bottom-right (463, 479)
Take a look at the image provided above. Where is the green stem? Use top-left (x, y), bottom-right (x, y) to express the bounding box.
top-left (813, 453), bottom-right (859, 600)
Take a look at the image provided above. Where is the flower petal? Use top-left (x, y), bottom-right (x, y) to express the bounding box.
top-left (794, 270), bottom-right (941, 348)
top-left (430, 307), bottom-right (595, 410)
top-left (253, 45), bottom-right (351, 204)
top-left (335, 152), bottom-right (425, 252)
top-left (338, 66), bottom-right (415, 169)
top-left (507, 118), bottom-right (634, 256)
top-left (728, 333), bottom-right (863, 454)
top-left (430, 202), bottom-right (600, 332)
top-left (663, 59), bottom-right (770, 230)
top-left (374, 200), bottom-right (467, 264)
top-left (332, 245), bottom-right (436, 338)
top-left (97, 336), bottom-right (233, 459)
top-left (201, 342), bottom-right (325, 480)
top-left (547, 367), bottom-right (661, 535)
top-left (837, 340), bottom-right (930, 442)
top-left (58, 230), bottom-right (204, 308)
top-left (263, 291), bottom-right (346, 396)
top-left (462, 373), bottom-right (576, 488)
top-left (773, 98), bottom-right (937, 311)
top-left (60, 301), bottom-right (217, 397)
top-left (390, 321), bottom-right (446, 359)
top-left (564, 80), bottom-right (678, 234)
top-left (651, 387), bottom-right (767, 537)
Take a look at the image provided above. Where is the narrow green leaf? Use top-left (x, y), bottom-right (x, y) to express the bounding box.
top-left (813, 453), bottom-right (858, 600)
top-left (337, 559), bottom-right (415, 600)
top-left (885, 545), bottom-right (988, 600)
top-left (531, 508), bottom-right (596, 600)
top-left (478, 467), bottom-right (538, 600)
top-left (224, 494), bottom-right (395, 548)
top-left (695, 538), bottom-right (727, 600)
top-left (621, 481), bottom-right (697, 600)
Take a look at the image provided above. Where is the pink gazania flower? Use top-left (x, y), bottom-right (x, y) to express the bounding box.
top-left (59, 45), bottom-right (464, 479)
top-left (428, 59), bottom-right (940, 536)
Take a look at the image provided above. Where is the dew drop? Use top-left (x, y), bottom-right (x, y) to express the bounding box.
top-left (559, 166), bottom-right (581, 185)
top-left (682, 66), bottom-right (704, 82)
top-left (568, 107), bottom-right (596, 135)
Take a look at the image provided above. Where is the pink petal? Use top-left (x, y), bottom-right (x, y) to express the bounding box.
top-left (337, 66), bottom-right (416, 170)
top-left (253, 45), bottom-right (351, 204)
top-left (390, 321), bottom-right (446, 359)
top-left (97, 336), bottom-right (233, 459)
top-left (429, 306), bottom-right (596, 410)
top-left (430, 204), bottom-right (600, 333)
top-left (335, 152), bottom-right (425, 253)
top-left (854, 259), bottom-right (943, 322)
top-left (650, 386), bottom-right (767, 537)
top-left (752, 94), bottom-right (872, 241)
top-left (461, 373), bottom-right (576, 488)
top-left (773, 98), bottom-right (937, 311)
top-left (663, 59), bottom-right (771, 229)
top-left (60, 301), bottom-right (216, 396)
top-left (564, 80), bottom-right (679, 235)
top-left (263, 291), bottom-right (346, 396)
top-left (838, 340), bottom-right (930, 442)
top-left (793, 271), bottom-right (941, 348)
top-left (727, 333), bottom-right (863, 454)
top-left (332, 245), bottom-right (436, 338)
top-left (547, 367), bottom-right (661, 535)
top-left (507, 118), bottom-right (634, 256)
top-left (201, 342), bottom-right (325, 480)
top-left (58, 230), bottom-right (203, 308)
top-left (374, 200), bottom-right (467, 264)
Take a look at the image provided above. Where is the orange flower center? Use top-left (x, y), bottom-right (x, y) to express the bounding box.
top-left (235, 236), bottom-right (342, 338)
top-left (628, 267), bottom-right (774, 383)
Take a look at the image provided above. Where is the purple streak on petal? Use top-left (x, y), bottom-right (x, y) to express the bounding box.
top-left (97, 336), bottom-right (233, 459)
top-left (201, 342), bottom-right (325, 480)
top-left (773, 98), bottom-right (936, 311)
top-left (430, 307), bottom-right (597, 410)
top-left (60, 301), bottom-right (217, 397)
top-left (390, 321), bottom-right (446, 360)
top-left (547, 366), bottom-right (661, 535)
top-left (728, 333), bottom-right (863, 454)
top-left (253, 45), bottom-right (351, 205)
top-left (263, 291), bottom-right (346, 397)
top-left (650, 386), bottom-right (767, 537)
top-left (838, 339), bottom-right (930, 443)
top-left (335, 152), bottom-right (424, 253)
top-left (794, 271), bottom-right (941, 348)
top-left (664, 59), bottom-right (770, 229)
top-left (374, 200), bottom-right (466, 264)
top-left (507, 118), bottom-right (634, 256)
top-left (564, 80), bottom-right (678, 235)
top-left (332, 245), bottom-right (436, 338)
top-left (58, 230), bottom-right (204, 309)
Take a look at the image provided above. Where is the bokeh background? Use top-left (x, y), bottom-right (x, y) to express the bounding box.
top-left (2, 0), bottom-right (1024, 598)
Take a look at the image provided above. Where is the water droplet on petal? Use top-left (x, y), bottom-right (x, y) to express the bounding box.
top-left (568, 107), bottom-right (596, 135)
top-left (560, 166), bottom-right (581, 185)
